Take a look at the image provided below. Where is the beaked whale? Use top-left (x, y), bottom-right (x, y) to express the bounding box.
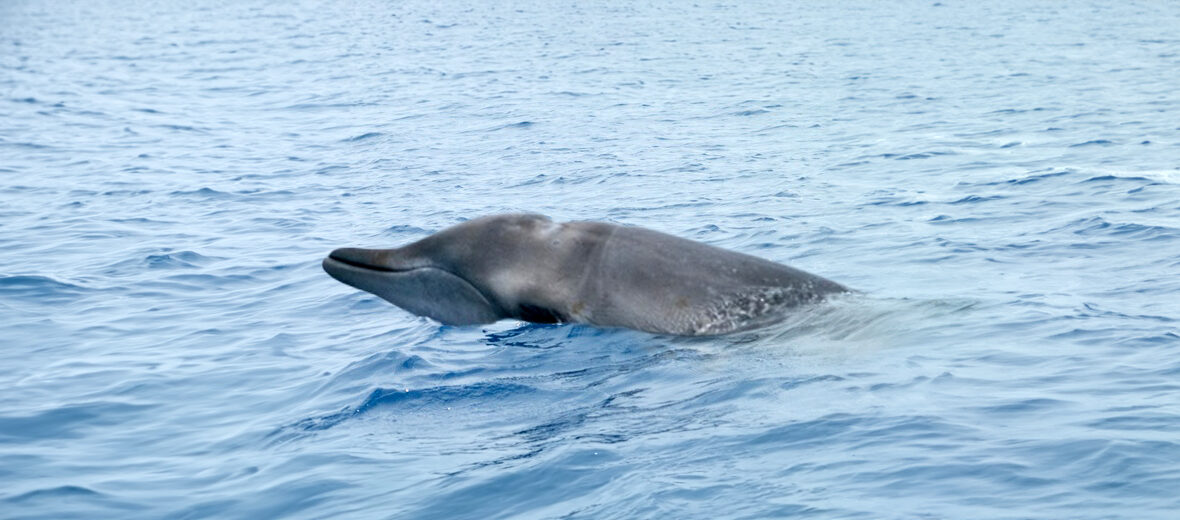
top-left (322, 214), bottom-right (848, 336)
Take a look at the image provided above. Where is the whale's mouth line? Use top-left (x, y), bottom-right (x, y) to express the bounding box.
top-left (325, 253), bottom-right (418, 273)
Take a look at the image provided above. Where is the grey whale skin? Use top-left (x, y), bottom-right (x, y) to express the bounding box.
top-left (322, 214), bottom-right (848, 336)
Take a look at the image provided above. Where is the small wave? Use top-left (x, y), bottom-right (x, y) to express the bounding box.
top-left (1069, 139), bottom-right (1115, 147)
top-left (143, 250), bottom-right (215, 269)
top-left (1086, 414), bottom-right (1180, 432)
top-left (384, 224), bottom-right (430, 235)
top-left (0, 275), bottom-right (88, 302)
top-left (154, 124), bottom-right (208, 133)
top-left (879, 151), bottom-right (955, 160)
top-left (1054, 216), bottom-right (1179, 240)
top-left (780, 374), bottom-right (846, 390)
top-left (998, 170), bottom-right (1072, 186)
top-left (329, 350), bottom-right (435, 383)
top-left (283, 102), bottom-right (356, 110)
top-left (486, 121), bottom-right (534, 131)
top-left (5, 485), bottom-right (103, 503)
top-left (342, 132), bottom-right (383, 142)
top-left (287, 382), bottom-right (537, 432)
top-left (1084, 170), bottom-right (1179, 184)
top-left (977, 398), bottom-right (1071, 414)
top-left (1081, 174), bottom-right (1153, 183)
top-left (0, 402), bottom-right (154, 441)
top-left (928, 214), bottom-right (982, 224)
top-left (513, 392), bottom-right (631, 444)
top-left (0, 140), bottom-right (52, 149)
top-left (732, 109), bottom-right (770, 116)
top-left (949, 195), bottom-right (1004, 205)
top-left (163, 272), bottom-right (255, 286)
top-left (867, 198), bottom-right (927, 207)
top-left (168, 187), bottom-right (231, 198)
top-left (989, 106), bottom-right (1052, 114)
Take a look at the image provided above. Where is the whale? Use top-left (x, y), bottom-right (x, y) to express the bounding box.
top-left (322, 213), bottom-right (848, 336)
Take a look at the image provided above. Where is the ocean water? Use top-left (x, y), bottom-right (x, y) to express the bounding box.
top-left (2, 0), bottom-right (1179, 518)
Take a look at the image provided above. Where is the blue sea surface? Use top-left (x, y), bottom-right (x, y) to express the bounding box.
top-left (3, 1), bottom-right (1179, 518)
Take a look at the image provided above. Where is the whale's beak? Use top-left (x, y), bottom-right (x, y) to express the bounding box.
top-left (321, 246), bottom-right (500, 326)
top-left (325, 247), bottom-right (398, 272)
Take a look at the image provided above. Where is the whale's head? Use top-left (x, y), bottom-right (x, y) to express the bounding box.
top-left (322, 214), bottom-right (587, 325)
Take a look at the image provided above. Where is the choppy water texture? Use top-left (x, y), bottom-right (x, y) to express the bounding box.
top-left (3, 1), bottom-right (1179, 518)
